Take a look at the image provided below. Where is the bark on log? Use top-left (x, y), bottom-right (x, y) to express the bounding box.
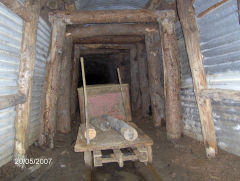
top-left (145, 31), bottom-right (165, 127)
top-left (73, 36), bottom-right (144, 44)
top-left (104, 115), bottom-right (138, 141)
top-left (39, 19), bottom-right (66, 148)
top-left (137, 43), bottom-right (151, 117)
top-left (0, 93), bottom-right (26, 110)
top-left (130, 46), bottom-right (141, 112)
top-left (0, 0), bottom-right (32, 22)
top-left (14, 1), bottom-right (40, 163)
top-left (69, 24), bottom-right (158, 39)
top-left (57, 36), bottom-right (73, 134)
top-left (157, 12), bottom-right (183, 139)
top-left (70, 45), bottom-right (80, 121)
top-left (49, 9), bottom-right (158, 24)
top-left (178, 0), bottom-right (218, 158)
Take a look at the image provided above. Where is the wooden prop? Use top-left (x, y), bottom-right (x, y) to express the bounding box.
top-left (117, 68), bottom-right (127, 121)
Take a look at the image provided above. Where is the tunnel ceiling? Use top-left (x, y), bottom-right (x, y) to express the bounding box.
top-left (74, 0), bottom-right (149, 10)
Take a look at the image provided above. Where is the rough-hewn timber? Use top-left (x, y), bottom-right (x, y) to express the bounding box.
top-left (39, 19), bottom-right (66, 148)
top-left (178, 0), bottom-right (218, 158)
top-left (157, 12), bottom-right (183, 139)
top-left (0, 93), bottom-right (26, 110)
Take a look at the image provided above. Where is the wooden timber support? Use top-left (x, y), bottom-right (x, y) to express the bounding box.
top-left (145, 30), bottom-right (165, 127)
top-left (0, 93), bottom-right (26, 110)
top-left (57, 36), bottom-right (73, 134)
top-left (0, 0), bottom-right (32, 22)
top-left (137, 43), bottom-right (151, 117)
top-left (69, 24), bottom-right (158, 39)
top-left (178, 0), bottom-right (218, 158)
top-left (70, 45), bottom-right (80, 121)
top-left (14, 0), bottom-right (40, 163)
top-left (49, 9), bottom-right (159, 24)
top-left (39, 18), bottom-right (66, 148)
top-left (130, 45), bottom-right (141, 112)
top-left (157, 11), bottom-right (183, 139)
top-left (73, 36), bottom-right (145, 44)
top-left (78, 48), bottom-right (123, 56)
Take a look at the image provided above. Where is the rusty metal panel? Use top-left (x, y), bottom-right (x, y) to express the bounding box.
top-left (28, 17), bottom-right (51, 146)
top-left (0, 3), bottom-right (23, 167)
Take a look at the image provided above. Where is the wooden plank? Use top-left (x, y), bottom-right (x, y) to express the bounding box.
top-left (93, 150), bottom-right (103, 167)
top-left (137, 43), bottom-right (151, 117)
top-left (57, 36), bottom-right (72, 133)
top-left (68, 24), bottom-right (158, 39)
top-left (197, 0), bottom-right (230, 18)
top-left (157, 12), bottom-right (183, 139)
top-left (39, 18), bottom-right (66, 148)
top-left (14, 0), bottom-right (40, 164)
top-left (49, 9), bottom-right (158, 24)
top-left (199, 89), bottom-right (240, 102)
top-left (0, 93), bottom-right (26, 110)
top-left (113, 149), bottom-right (124, 167)
top-left (145, 31), bottom-right (165, 127)
top-left (177, 0), bottom-right (218, 158)
top-left (0, 0), bottom-right (32, 22)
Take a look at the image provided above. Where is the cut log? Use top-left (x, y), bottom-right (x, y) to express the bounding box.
top-left (69, 24), bottom-right (158, 39)
top-left (104, 115), bottom-right (138, 141)
top-left (145, 31), bottom-right (165, 127)
top-left (14, 0), bottom-right (40, 164)
top-left (157, 11), bottom-right (183, 139)
top-left (39, 18), bottom-right (66, 148)
top-left (84, 128), bottom-right (97, 140)
top-left (178, 0), bottom-right (218, 158)
top-left (90, 118), bottom-right (111, 131)
top-left (0, 93), bottom-right (26, 110)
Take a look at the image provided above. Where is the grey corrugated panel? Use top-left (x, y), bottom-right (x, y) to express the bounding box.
top-left (0, 3), bottom-right (23, 167)
top-left (28, 17), bottom-right (50, 146)
top-left (17, 0), bottom-right (25, 5)
top-left (75, 0), bottom-right (148, 10)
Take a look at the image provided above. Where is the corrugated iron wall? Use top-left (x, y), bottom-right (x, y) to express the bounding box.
top-left (28, 17), bottom-right (51, 146)
top-left (0, 3), bottom-right (23, 167)
top-left (177, 0), bottom-right (240, 156)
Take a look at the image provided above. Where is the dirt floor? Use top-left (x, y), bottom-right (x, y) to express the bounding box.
top-left (1, 114), bottom-right (240, 181)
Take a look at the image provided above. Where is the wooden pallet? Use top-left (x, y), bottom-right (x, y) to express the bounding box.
top-left (75, 122), bottom-right (153, 168)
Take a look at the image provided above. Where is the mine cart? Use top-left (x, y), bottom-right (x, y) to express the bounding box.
top-left (74, 84), bottom-right (153, 168)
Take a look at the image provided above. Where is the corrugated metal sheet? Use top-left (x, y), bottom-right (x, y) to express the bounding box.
top-left (75, 0), bottom-right (148, 10)
top-left (17, 0), bottom-right (25, 6)
top-left (178, 0), bottom-right (240, 156)
top-left (28, 17), bottom-right (51, 146)
top-left (0, 3), bottom-right (23, 167)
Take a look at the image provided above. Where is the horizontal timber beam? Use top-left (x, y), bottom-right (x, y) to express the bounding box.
top-left (0, 0), bottom-right (33, 22)
top-left (50, 9), bottom-right (175, 24)
top-left (199, 89), bottom-right (240, 102)
top-left (78, 48), bottom-right (123, 55)
top-left (80, 44), bottom-right (134, 50)
top-left (0, 93), bottom-right (26, 110)
top-left (69, 24), bottom-right (159, 39)
top-left (73, 36), bottom-right (145, 44)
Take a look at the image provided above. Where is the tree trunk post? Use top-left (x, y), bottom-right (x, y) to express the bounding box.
top-left (156, 11), bottom-right (183, 139)
top-left (14, 0), bottom-right (40, 164)
top-left (39, 18), bottom-right (66, 148)
top-left (177, 0), bottom-right (218, 158)
top-left (137, 43), bottom-right (150, 117)
top-left (145, 31), bottom-right (165, 127)
top-left (70, 45), bottom-right (80, 121)
top-left (57, 36), bottom-right (73, 133)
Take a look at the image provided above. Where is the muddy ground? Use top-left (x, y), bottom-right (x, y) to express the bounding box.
top-left (1, 114), bottom-right (240, 181)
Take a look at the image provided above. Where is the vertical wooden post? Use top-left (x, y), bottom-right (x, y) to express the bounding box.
top-left (145, 31), bottom-right (165, 127)
top-left (39, 18), bottom-right (66, 148)
top-left (130, 46), bottom-right (141, 112)
top-left (14, 0), bottom-right (40, 162)
top-left (137, 43), bottom-right (151, 117)
top-left (157, 12), bottom-right (183, 139)
top-left (70, 45), bottom-right (80, 121)
top-left (57, 36), bottom-right (73, 133)
top-left (177, 0), bottom-right (218, 157)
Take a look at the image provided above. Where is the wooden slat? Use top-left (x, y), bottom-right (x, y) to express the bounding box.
top-left (0, 0), bottom-right (32, 22)
top-left (0, 93), bottom-right (26, 110)
top-left (177, 0), bottom-right (218, 158)
top-left (113, 149), bottom-right (123, 167)
top-left (200, 89), bottom-right (240, 102)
